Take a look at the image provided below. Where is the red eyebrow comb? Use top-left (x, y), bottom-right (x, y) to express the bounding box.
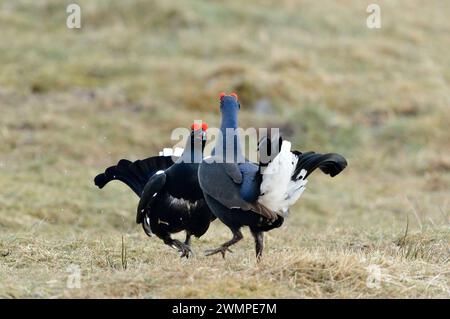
top-left (219, 92), bottom-right (238, 101)
top-left (191, 122), bottom-right (208, 131)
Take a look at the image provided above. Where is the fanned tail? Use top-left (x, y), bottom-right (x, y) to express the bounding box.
top-left (94, 155), bottom-right (175, 197)
top-left (258, 140), bottom-right (348, 214)
top-left (292, 151), bottom-right (347, 180)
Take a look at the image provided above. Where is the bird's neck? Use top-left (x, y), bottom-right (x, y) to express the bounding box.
top-left (180, 137), bottom-right (204, 164)
top-left (220, 110), bottom-right (238, 133)
top-left (216, 109), bottom-right (244, 162)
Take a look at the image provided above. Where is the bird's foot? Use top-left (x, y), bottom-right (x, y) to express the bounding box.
top-left (171, 240), bottom-right (193, 259)
top-left (204, 246), bottom-right (233, 259)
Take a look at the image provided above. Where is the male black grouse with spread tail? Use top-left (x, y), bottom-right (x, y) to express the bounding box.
top-left (198, 94), bottom-right (347, 260)
top-left (94, 122), bottom-right (215, 258)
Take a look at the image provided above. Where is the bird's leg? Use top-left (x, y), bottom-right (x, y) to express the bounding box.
top-left (184, 232), bottom-right (192, 246)
top-left (182, 232), bottom-right (194, 258)
top-left (205, 229), bottom-right (243, 259)
top-left (163, 236), bottom-right (192, 259)
top-left (250, 229), bottom-right (264, 262)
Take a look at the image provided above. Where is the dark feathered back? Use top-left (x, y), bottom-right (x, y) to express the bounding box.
top-left (94, 155), bottom-right (175, 197)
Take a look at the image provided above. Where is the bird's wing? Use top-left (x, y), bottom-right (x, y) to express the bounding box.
top-left (94, 155), bottom-right (175, 197)
top-left (199, 160), bottom-right (277, 220)
top-left (247, 201), bottom-right (278, 220)
top-left (136, 172), bottom-right (166, 224)
top-left (238, 162), bottom-right (261, 203)
top-left (224, 163), bottom-right (243, 184)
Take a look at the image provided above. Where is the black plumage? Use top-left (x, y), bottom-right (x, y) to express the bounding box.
top-left (94, 125), bottom-right (215, 258)
top-left (292, 151), bottom-right (347, 179)
top-left (94, 156), bottom-right (174, 197)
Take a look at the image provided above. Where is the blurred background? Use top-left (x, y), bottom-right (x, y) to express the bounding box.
top-left (0, 0), bottom-right (449, 298)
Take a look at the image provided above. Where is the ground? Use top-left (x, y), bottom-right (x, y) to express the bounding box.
top-left (0, 0), bottom-right (449, 298)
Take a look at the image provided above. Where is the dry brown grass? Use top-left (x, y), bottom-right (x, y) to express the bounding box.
top-left (0, 0), bottom-right (449, 298)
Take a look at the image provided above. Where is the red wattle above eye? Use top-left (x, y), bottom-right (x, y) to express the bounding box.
top-left (191, 122), bottom-right (208, 131)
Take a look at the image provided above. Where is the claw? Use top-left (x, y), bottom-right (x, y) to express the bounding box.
top-left (205, 246), bottom-right (233, 259)
top-left (171, 240), bottom-right (193, 259)
top-left (180, 245), bottom-right (193, 259)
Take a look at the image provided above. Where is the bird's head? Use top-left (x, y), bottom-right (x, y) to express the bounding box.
top-left (181, 122), bottom-right (208, 163)
top-left (190, 121), bottom-right (208, 143)
top-left (219, 92), bottom-right (240, 113)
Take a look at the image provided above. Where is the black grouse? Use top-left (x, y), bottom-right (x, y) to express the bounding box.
top-left (95, 122), bottom-right (215, 258)
top-left (198, 94), bottom-right (347, 260)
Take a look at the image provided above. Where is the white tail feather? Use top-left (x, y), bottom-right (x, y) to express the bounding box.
top-left (258, 140), bottom-right (307, 214)
top-left (159, 147), bottom-right (184, 157)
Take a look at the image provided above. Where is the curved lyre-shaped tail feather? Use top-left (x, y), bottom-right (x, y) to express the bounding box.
top-left (94, 155), bottom-right (175, 197)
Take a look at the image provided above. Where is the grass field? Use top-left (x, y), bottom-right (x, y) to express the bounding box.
top-left (0, 0), bottom-right (449, 298)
